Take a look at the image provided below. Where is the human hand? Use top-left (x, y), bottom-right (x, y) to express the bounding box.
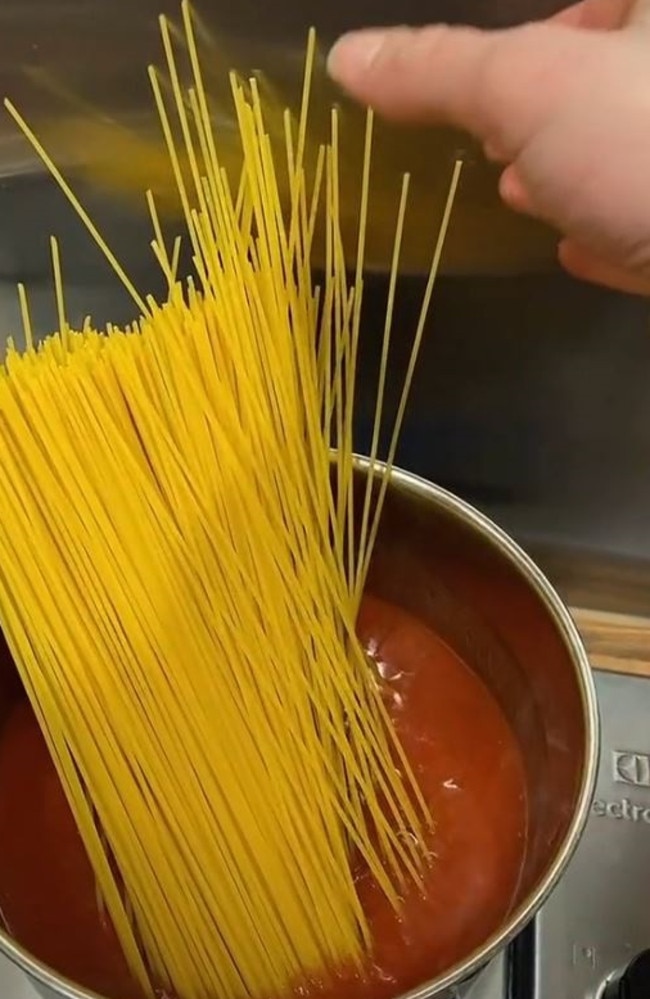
top-left (327, 0), bottom-right (650, 295)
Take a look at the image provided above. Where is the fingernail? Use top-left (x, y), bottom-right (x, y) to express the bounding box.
top-left (327, 30), bottom-right (389, 82)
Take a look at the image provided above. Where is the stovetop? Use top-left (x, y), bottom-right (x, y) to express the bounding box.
top-left (0, 952), bottom-right (38, 999)
top-left (2, 663), bottom-right (648, 999)
top-left (534, 665), bottom-right (650, 999)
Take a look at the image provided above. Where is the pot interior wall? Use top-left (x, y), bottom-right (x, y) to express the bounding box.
top-left (365, 472), bottom-right (589, 912)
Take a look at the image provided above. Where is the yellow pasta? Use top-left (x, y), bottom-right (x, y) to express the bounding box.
top-left (0, 5), bottom-right (462, 999)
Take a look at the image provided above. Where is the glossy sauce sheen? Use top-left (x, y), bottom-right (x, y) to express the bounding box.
top-left (0, 596), bottom-right (528, 999)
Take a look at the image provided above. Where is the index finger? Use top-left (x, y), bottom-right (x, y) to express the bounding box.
top-left (327, 23), bottom-right (601, 158)
top-left (549, 0), bottom-right (633, 27)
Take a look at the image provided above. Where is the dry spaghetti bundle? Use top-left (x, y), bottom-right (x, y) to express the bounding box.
top-left (0, 6), bottom-right (461, 999)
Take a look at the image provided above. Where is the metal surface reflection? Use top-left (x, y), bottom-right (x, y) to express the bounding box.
top-left (0, 0), bottom-right (563, 281)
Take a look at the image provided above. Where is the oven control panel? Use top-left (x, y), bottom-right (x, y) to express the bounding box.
top-left (535, 668), bottom-right (650, 999)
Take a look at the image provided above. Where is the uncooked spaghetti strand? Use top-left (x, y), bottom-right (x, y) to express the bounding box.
top-left (341, 109), bottom-right (374, 591)
top-left (356, 158), bottom-right (463, 602)
top-left (181, 0), bottom-right (238, 252)
top-left (286, 27), bottom-right (317, 266)
top-left (3, 100), bottom-right (147, 315)
top-left (355, 172), bottom-right (411, 593)
top-left (307, 142), bottom-right (326, 255)
top-left (148, 65), bottom-right (205, 275)
top-left (16, 283), bottom-right (33, 352)
top-left (50, 237), bottom-right (69, 350)
top-left (146, 189), bottom-right (181, 291)
top-left (159, 14), bottom-right (214, 245)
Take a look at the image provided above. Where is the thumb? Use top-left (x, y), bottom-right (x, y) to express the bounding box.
top-left (327, 22), bottom-right (611, 157)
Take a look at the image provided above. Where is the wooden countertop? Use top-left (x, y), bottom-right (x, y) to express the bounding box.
top-left (570, 607), bottom-right (650, 678)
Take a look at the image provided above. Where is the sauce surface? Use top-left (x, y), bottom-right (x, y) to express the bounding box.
top-left (0, 595), bottom-right (527, 999)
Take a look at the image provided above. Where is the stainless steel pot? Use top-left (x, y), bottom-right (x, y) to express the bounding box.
top-left (0, 464), bottom-right (598, 999)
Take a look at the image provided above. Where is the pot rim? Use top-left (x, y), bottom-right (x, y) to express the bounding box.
top-left (0, 462), bottom-right (600, 999)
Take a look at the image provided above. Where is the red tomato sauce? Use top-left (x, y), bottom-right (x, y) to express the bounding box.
top-left (0, 595), bottom-right (527, 999)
